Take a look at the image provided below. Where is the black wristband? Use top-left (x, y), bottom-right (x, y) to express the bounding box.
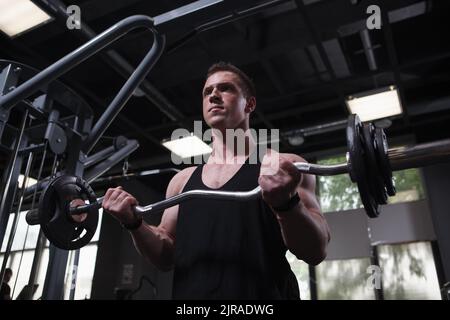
top-left (271, 193), bottom-right (301, 212)
top-left (121, 215), bottom-right (143, 230)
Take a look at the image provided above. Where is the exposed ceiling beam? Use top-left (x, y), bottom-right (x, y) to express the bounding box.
top-left (379, 0), bottom-right (411, 125)
top-left (295, 0), bottom-right (349, 115)
top-left (230, 20), bottom-right (291, 148)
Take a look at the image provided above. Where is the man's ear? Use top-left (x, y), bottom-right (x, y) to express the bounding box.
top-left (245, 96), bottom-right (256, 113)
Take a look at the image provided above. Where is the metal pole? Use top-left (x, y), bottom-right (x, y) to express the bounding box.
top-left (83, 145), bottom-right (116, 168)
top-left (84, 140), bottom-right (140, 183)
top-left (0, 16), bottom-right (159, 111)
top-left (69, 249), bottom-right (80, 300)
top-left (388, 139), bottom-right (450, 171)
top-left (25, 145), bottom-right (49, 300)
top-left (82, 32), bottom-right (164, 153)
top-left (0, 142), bottom-right (33, 289)
top-left (0, 110), bottom-right (29, 256)
top-left (91, 168), bottom-right (180, 184)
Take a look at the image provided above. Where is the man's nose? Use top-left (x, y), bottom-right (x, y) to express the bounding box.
top-left (209, 88), bottom-right (222, 103)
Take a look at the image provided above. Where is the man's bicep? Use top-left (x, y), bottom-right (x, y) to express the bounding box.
top-left (157, 175), bottom-right (182, 241)
top-left (159, 205), bottom-right (178, 242)
top-left (157, 166), bottom-right (196, 241)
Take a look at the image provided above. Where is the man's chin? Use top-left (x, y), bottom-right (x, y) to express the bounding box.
top-left (206, 119), bottom-right (226, 130)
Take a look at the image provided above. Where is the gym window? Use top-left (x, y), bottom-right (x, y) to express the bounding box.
top-left (315, 257), bottom-right (376, 300)
top-left (289, 241), bottom-right (442, 300)
top-left (377, 241), bottom-right (441, 300)
top-left (0, 209), bottom-right (103, 299)
top-left (317, 154), bottom-right (425, 213)
top-left (286, 251), bottom-right (311, 300)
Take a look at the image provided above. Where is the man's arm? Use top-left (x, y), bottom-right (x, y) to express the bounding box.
top-left (103, 167), bottom-right (195, 271)
top-left (276, 170), bottom-right (330, 265)
top-left (259, 152), bottom-right (330, 265)
top-left (130, 167), bottom-right (196, 271)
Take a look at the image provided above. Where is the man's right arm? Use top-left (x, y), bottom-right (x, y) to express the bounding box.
top-left (126, 167), bottom-right (195, 271)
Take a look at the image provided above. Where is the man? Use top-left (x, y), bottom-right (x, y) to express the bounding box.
top-left (0, 268), bottom-right (13, 300)
top-left (102, 62), bottom-right (330, 299)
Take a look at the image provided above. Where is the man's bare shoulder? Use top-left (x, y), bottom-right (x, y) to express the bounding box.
top-left (166, 166), bottom-right (197, 197)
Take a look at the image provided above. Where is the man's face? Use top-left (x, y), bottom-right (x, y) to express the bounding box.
top-left (202, 71), bottom-right (252, 130)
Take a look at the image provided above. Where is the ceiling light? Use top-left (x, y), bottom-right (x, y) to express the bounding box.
top-left (346, 86), bottom-right (403, 122)
top-left (0, 0), bottom-right (52, 38)
top-left (162, 134), bottom-right (212, 158)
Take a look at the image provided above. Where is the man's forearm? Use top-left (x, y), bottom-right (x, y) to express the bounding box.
top-left (129, 223), bottom-right (175, 271)
top-left (273, 201), bottom-right (329, 265)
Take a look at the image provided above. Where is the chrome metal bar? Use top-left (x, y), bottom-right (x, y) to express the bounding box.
top-left (135, 187), bottom-right (262, 215)
top-left (154, 0), bottom-right (224, 26)
top-left (299, 162), bottom-right (348, 175)
top-left (0, 138), bottom-right (33, 287)
top-left (389, 138), bottom-right (450, 171)
top-left (71, 161), bottom-right (349, 215)
top-left (0, 16), bottom-right (157, 111)
top-left (134, 162), bottom-right (348, 214)
top-left (0, 111), bottom-right (29, 248)
top-left (91, 168), bottom-right (180, 184)
top-left (84, 139), bottom-right (140, 183)
top-left (67, 139), bottom-right (450, 217)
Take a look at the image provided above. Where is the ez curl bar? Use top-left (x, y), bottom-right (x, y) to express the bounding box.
top-left (25, 114), bottom-right (450, 250)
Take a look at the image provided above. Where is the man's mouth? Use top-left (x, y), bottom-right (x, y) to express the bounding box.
top-left (208, 105), bottom-right (224, 112)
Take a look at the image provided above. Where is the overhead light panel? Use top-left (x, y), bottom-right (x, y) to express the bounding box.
top-left (0, 0), bottom-right (52, 38)
top-left (162, 134), bottom-right (212, 158)
top-left (346, 86), bottom-right (403, 122)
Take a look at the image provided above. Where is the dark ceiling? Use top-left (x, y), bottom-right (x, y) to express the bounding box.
top-left (1, 0), bottom-right (450, 188)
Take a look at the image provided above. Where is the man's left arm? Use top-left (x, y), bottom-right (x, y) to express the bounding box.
top-left (259, 152), bottom-right (330, 265)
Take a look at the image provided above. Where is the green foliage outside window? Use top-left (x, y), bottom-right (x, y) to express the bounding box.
top-left (318, 155), bottom-right (425, 213)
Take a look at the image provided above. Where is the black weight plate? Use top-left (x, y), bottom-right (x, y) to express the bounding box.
top-left (347, 115), bottom-right (380, 218)
top-left (374, 128), bottom-right (396, 196)
top-left (38, 174), bottom-right (98, 250)
top-left (362, 124), bottom-right (388, 205)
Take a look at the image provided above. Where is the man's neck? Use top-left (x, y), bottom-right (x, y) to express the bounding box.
top-left (209, 128), bottom-right (256, 165)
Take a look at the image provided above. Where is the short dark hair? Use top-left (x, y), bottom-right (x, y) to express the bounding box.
top-left (5, 268), bottom-right (12, 275)
top-left (206, 62), bottom-right (256, 98)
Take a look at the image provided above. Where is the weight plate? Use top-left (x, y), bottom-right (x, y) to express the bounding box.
top-left (347, 114), bottom-right (380, 218)
top-left (38, 174), bottom-right (98, 250)
top-left (362, 123), bottom-right (388, 205)
top-left (374, 128), bottom-right (396, 196)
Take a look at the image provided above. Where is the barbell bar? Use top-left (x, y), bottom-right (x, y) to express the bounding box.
top-left (69, 115), bottom-right (450, 216)
top-left (26, 115), bottom-right (450, 250)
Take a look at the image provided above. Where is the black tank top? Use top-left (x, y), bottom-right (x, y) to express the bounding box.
top-left (173, 155), bottom-right (300, 300)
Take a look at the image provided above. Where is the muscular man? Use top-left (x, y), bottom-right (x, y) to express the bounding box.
top-left (102, 62), bottom-right (330, 299)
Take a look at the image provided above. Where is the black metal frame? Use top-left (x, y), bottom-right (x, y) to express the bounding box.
top-left (0, 15), bottom-right (164, 300)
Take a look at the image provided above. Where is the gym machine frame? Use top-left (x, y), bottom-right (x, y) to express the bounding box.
top-left (0, 16), bottom-right (164, 300)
